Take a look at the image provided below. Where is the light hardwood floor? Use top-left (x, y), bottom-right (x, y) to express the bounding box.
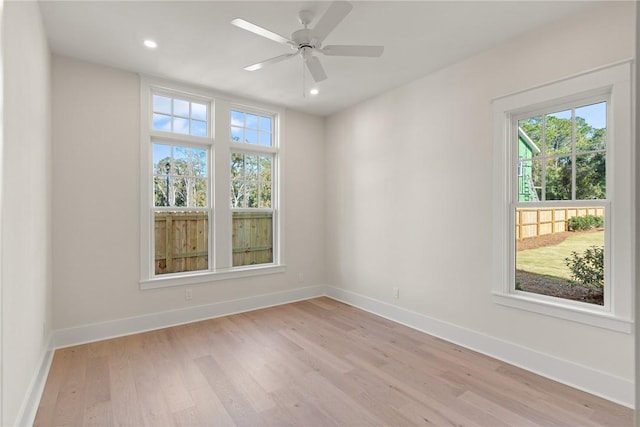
top-left (35, 297), bottom-right (632, 426)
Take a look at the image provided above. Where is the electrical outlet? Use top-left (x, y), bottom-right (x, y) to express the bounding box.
top-left (392, 287), bottom-right (399, 299)
top-left (185, 288), bottom-right (193, 301)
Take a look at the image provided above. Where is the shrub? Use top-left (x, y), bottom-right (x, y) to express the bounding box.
top-left (567, 215), bottom-right (604, 231)
top-left (564, 245), bottom-right (604, 289)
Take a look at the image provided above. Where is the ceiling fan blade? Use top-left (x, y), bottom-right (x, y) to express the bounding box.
top-left (231, 18), bottom-right (294, 46)
top-left (244, 53), bottom-right (297, 71)
top-left (305, 56), bottom-right (327, 82)
top-left (311, 1), bottom-right (353, 44)
top-left (321, 45), bottom-right (384, 57)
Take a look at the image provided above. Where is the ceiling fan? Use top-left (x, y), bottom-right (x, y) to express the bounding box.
top-left (231, 1), bottom-right (384, 83)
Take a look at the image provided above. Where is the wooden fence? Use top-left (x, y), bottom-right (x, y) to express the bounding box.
top-left (155, 211), bottom-right (273, 274)
top-left (232, 212), bottom-right (273, 267)
top-left (516, 207), bottom-right (604, 240)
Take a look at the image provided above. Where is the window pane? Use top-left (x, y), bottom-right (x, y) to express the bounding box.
top-left (153, 176), bottom-right (169, 207)
top-left (191, 148), bottom-right (208, 176)
top-left (191, 102), bottom-right (207, 121)
top-left (191, 120), bottom-right (207, 137)
top-left (576, 153), bottom-right (606, 200)
top-left (173, 117), bottom-right (189, 135)
top-left (155, 211), bottom-right (209, 275)
top-left (259, 116), bottom-right (272, 132)
top-left (245, 181), bottom-right (258, 208)
top-left (518, 116), bottom-right (542, 159)
top-left (153, 95), bottom-right (172, 114)
top-left (576, 102), bottom-right (606, 152)
top-left (153, 113), bottom-right (172, 132)
top-left (246, 113), bottom-right (259, 129)
top-left (231, 153), bottom-right (244, 177)
top-left (517, 160), bottom-right (538, 202)
top-left (515, 206), bottom-right (604, 305)
top-left (231, 126), bottom-right (243, 142)
top-left (245, 129), bottom-right (258, 144)
top-left (259, 156), bottom-right (272, 180)
top-left (531, 160), bottom-right (542, 201)
top-left (152, 143), bottom-right (171, 170)
top-left (154, 144), bottom-right (208, 208)
top-left (173, 99), bottom-right (190, 118)
top-left (245, 155), bottom-right (258, 179)
top-left (258, 131), bottom-right (272, 146)
top-left (545, 110), bottom-right (572, 155)
top-left (259, 182), bottom-right (272, 208)
top-left (545, 157), bottom-right (571, 200)
top-left (231, 180), bottom-right (244, 208)
top-left (194, 177), bottom-right (208, 207)
top-left (232, 212), bottom-right (273, 267)
top-left (231, 110), bottom-right (244, 127)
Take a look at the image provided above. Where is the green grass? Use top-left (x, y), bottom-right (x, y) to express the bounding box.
top-left (516, 231), bottom-right (604, 280)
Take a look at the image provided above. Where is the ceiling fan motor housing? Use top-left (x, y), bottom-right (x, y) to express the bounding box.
top-left (292, 28), bottom-right (314, 49)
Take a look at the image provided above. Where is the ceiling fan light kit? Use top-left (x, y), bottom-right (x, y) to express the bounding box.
top-left (231, 0), bottom-right (384, 89)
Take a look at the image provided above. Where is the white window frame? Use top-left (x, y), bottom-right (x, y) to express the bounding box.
top-left (139, 77), bottom-right (286, 289)
top-left (491, 61), bottom-right (633, 333)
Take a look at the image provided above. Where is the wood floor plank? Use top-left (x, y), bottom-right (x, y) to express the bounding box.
top-left (34, 297), bottom-right (633, 426)
top-left (194, 354), bottom-right (265, 426)
top-left (107, 341), bottom-right (146, 426)
top-left (189, 385), bottom-right (237, 427)
top-left (52, 346), bottom-right (88, 427)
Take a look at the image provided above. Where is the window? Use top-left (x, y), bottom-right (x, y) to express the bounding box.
top-left (153, 143), bottom-right (209, 275)
top-left (514, 99), bottom-right (607, 306)
top-left (492, 62), bottom-right (632, 332)
top-left (140, 80), bottom-right (285, 288)
top-left (229, 108), bottom-right (277, 267)
top-left (152, 94), bottom-right (208, 137)
top-left (230, 109), bottom-right (273, 146)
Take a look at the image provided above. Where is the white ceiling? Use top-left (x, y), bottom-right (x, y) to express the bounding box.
top-left (39, 1), bottom-right (599, 116)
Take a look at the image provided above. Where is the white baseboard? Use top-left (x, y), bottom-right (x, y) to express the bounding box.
top-left (15, 334), bottom-right (54, 427)
top-left (53, 285), bottom-right (325, 349)
top-left (325, 285), bottom-right (634, 409)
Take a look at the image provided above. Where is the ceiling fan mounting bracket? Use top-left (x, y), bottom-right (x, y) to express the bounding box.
top-left (298, 10), bottom-right (314, 27)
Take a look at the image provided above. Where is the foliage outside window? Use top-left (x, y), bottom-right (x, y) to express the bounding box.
top-left (514, 99), bottom-right (607, 306)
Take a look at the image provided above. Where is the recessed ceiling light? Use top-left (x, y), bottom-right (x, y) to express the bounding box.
top-left (310, 88), bottom-right (319, 95)
top-left (143, 39), bottom-right (158, 49)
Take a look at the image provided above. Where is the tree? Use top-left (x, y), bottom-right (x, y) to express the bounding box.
top-left (230, 153), bottom-right (272, 208)
top-left (153, 146), bottom-right (207, 208)
top-left (519, 111), bottom-right (605, 201)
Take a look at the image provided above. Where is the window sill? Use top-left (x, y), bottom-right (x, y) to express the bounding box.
top-left (492, 291), bottom-right (632, 333)
top-left (140, 264), bottom-right (286, 290)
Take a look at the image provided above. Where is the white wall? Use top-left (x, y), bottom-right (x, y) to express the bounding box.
top-left (326, 1), bottom-right (634, 391)
top-left (2, 1), bottom-right (52, 425)
top-left (52, 56), bottom-right (325, 330)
